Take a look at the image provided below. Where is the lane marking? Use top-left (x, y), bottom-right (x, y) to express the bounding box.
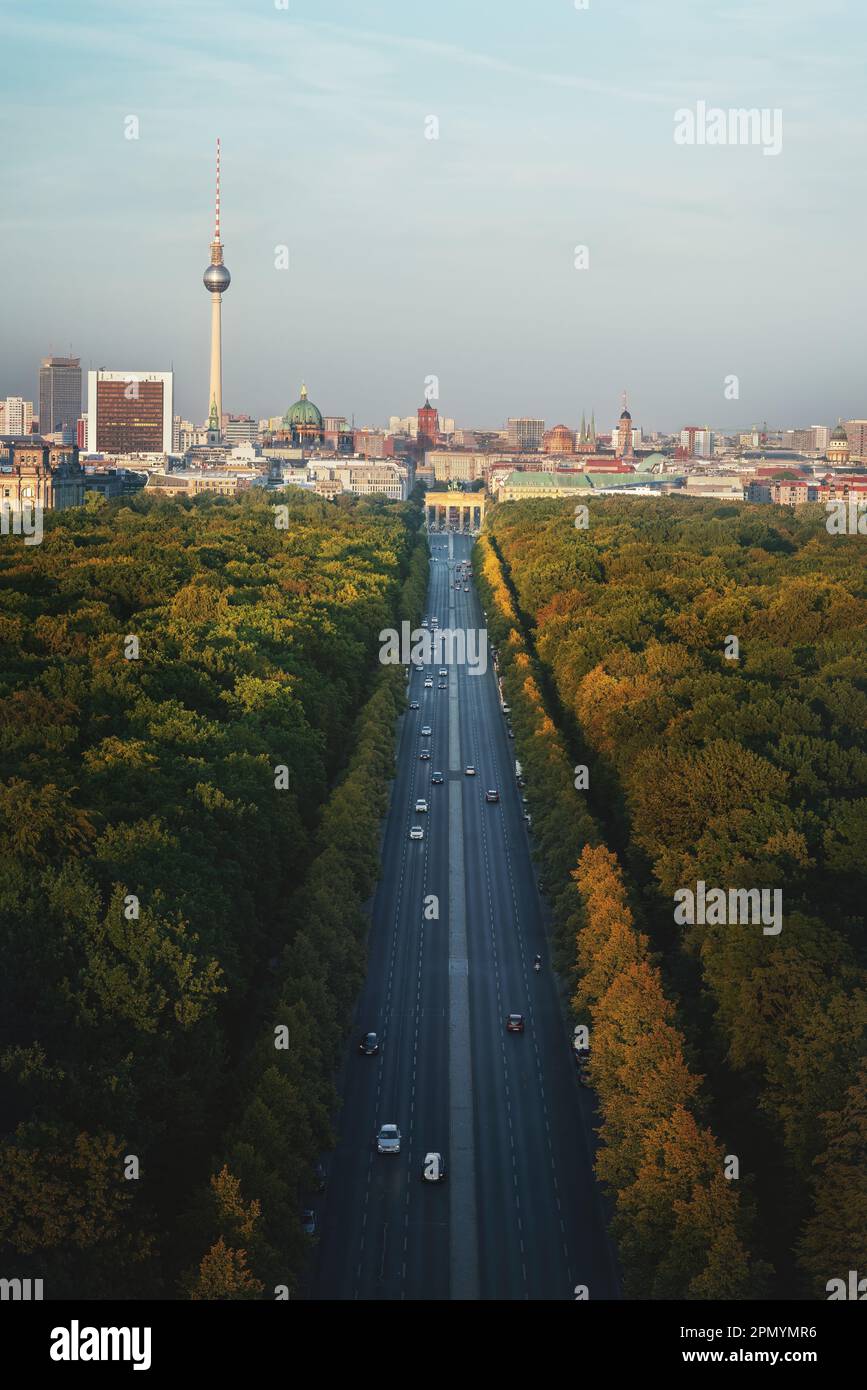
top-left (448, 760), bottom-right (480, 1298)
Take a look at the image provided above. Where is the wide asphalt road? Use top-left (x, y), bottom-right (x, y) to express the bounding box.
top-left (313, 530), bottom-right (618, 1301)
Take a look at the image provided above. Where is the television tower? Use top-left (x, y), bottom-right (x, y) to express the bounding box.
top-left (202, 138), bottom-right (230, 432)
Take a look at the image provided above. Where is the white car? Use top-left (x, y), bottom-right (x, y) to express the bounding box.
top-left (377, 1124), bottom-right (401, 1154)
top-left (415, 798), bottom-right (429, 813)
top-left (421, 725), bottom-right (432, 736)
top-left (465, 765), bottom-right (476, 777)
top-left (424, 678), bottom-right (433, 688)
top-left (409, 825), bottom-right (424, 840)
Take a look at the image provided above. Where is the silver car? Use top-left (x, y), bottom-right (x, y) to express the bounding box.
top-left (377, 1124), bottom-right (401, 1154)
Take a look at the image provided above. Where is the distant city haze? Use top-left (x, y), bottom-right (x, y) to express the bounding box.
top-left (2, 0), bottom-right (865, 430)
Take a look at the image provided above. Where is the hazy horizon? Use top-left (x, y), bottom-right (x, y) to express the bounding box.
top-left (2, 0), bottom-right (865, 433)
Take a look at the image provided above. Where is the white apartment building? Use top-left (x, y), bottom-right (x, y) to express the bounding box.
top-left (1, 397), bottom-right (34, 435)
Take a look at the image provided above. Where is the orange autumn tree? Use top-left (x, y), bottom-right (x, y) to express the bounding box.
top-left (189, 1237), bottom-right (265, 1301)
top-left (571, 842), bottom-right (768, 1298)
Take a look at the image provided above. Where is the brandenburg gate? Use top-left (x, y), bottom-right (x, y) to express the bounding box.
top-left (424, 490), bottom-right (486, 532)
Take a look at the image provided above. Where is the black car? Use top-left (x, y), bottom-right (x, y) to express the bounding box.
top-left (431, 771), bottom-right (444, 784)
top-left (359, 1032), bottom-right (379, 1055)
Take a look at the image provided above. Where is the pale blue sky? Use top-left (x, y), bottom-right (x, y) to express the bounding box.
top-left (1, 0), bottom-right (865, 432)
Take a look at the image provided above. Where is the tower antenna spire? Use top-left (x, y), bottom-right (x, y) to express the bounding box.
top-left (214, 137), bottom-right (221, 245)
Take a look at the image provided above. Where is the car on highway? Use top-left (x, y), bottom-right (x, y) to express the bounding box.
top-left (424, 677), bottom-right (433, 688)
top-left (485, 788), bottom-right (499, 803)
top-left (409, 825), bottom-right (424, 840)
top-left (438, 681), bottom-right (447, 690)
top-left (463, 585), bottom-right (469, 592)
top-left (431, 770), bottom-right (444, 784)
top-left (506, 1013), bottom-right (525, 1033)
top-left (421, 619), bottom-right (429, 628)
top-left (359, 1031), bottom-right (379, 1055)
top-left (574, 1047), bottom-right (591, 1085)
top-left (301, 1209), bottom-right (317, 1236)
top-left (415, 798), bottom-right (428, 813)
top-left (421, 1152), bottom-right (447, 1183)
top-left (465, 765), bottom-right (476, 776)
top-left (377, 1124), bottom-right (401, 1154)
top-left (524, 812), bottom-right (532, 826)
top-left (507, 727), bottom-right (515, 738)
top-left (414, 662), bottom-right (424, 671)
top-left (409, 700), bottom-right (420, 710)
top-left (421, 724), bottom-right (432, 736)
top-left (419, 749), bottom-right (431, 761)
top-left (438, 669), bottom-right (447, 678)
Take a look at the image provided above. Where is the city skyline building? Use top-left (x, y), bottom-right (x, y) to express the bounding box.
top-left (827, 422), bottom-right (851, 466)
top-left (418, 400), bottom-right (439, 449)
top-left (1, 396), bottom-right (34, 436)
top-left (223, 413), bottom-right (258, 447)
top-left (843, 419), bottom-right (867, 462)
top-left (507, 417), bottom-right (545, 450)
top-left (680, 425), bottom-right (715, 458)
top-left (86, 370), bottom-right (173, 455)
top-left (616, 394), bottom-right (635, 460)
top-left (202, 139), bottom-right (230, 435)
top-left (38, 356), bottom-right (81, 439)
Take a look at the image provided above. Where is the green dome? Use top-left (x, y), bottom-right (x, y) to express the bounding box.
top-left (283, 383), bottom-right (323, 429)
top-left (830, 422), bottom-right (848, 442)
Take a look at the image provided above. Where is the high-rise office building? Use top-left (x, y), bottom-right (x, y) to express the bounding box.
top-left (680, 425), bottom-right (714, 458)
top-left (38, 357), bottom-right (81, 438)
top-left (86, 370), bottom-right (173, 454)
top-left (844, 420), bottom-right (867, 461)
top-left (507, 417), bottom-right (545, 449)
top-left (223, 414), bottom-right (258, 446)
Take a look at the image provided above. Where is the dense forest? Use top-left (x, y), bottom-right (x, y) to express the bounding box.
top-left (476, 496), bottom-right (866, 1298)
top-left (0, 487), bottom-right (428, 1297)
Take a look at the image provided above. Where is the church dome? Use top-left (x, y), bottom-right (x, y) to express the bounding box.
top-left (283, 383), bottom-right (323, 429)
top-left (543, 424), bottom-right (575, 454)
top-left (830, 422), bottom-right (848, 442)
